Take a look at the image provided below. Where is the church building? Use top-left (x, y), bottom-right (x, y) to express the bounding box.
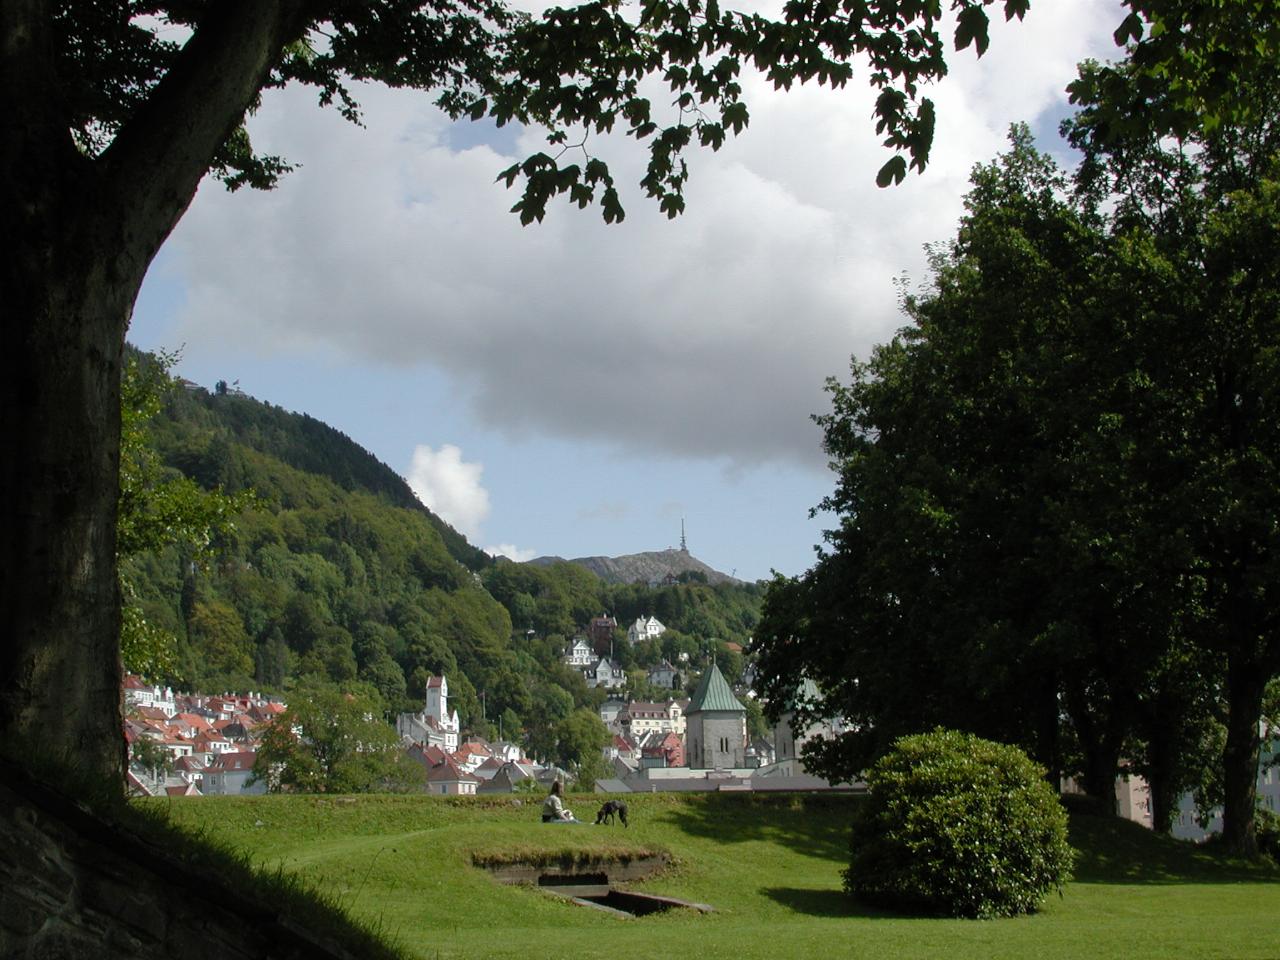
top-left (684, 661), bottom-right (746, 769)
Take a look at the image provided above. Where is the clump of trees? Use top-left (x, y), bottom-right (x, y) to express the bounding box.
top-left (846, 729), bottom-right (1073, 918)
top-left (251, 680), bottom-right (421, 794)
top-left (756, 4), bottom-right (1280, 855)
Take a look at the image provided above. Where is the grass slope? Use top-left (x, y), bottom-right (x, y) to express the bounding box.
top-left (148, 792), bottom-right (1278, 960)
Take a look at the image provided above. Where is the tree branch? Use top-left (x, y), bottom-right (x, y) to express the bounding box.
top-left (100, 0), bottom-right (311, 266)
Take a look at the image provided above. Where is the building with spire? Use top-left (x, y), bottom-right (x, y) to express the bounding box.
top-left (685, 661), bottom-right (747, 769)
top-left (396, 674), bottom-right (461, 753)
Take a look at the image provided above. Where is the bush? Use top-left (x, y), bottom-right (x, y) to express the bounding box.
top-left (844, 728), bottom-right (1074, 918)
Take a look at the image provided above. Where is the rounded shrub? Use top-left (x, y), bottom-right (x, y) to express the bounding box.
top-left (844, 728), bottom-right (1074, 918)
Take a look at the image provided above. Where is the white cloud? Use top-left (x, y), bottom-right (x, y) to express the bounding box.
top-left (162, 2), bottom-right (1122, 469)
top-left (485, 543), bottom-right (538, 562)
top-left (406, 444), bottom-right (490, 539)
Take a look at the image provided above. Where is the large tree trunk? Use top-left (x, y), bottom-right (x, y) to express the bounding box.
top-left (0, 236), bottom-right (137, 782)
top-left (0, 0), bottom-right (309, 786)
top-left (1221, 656), bottom-right (1266, 855)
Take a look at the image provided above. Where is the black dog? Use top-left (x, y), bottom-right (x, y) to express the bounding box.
top-left (595, 800), bottom-right (629, 827)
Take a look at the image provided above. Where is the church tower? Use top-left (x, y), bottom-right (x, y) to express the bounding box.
top-left (685, 661), bottom-right (746, 769)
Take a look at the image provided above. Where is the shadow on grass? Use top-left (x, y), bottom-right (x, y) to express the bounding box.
top-left (645, 792), bottom-right (859, 866)
top-left (761, 886), bottom-right (884, 918)
top-left (1068, 809), bottom-right (1280, 885)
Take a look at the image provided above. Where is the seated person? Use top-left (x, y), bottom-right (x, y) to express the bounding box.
top-left (542, 781), bottom-right (576, 822)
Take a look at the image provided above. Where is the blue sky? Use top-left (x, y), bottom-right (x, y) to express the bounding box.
top-left (127, 1), bottom-right (1121, 583)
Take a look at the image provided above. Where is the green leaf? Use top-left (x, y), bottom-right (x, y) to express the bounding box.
top-left (954, 6), bottom-right (990, 56)
top-left (876, 155), bottom-right (908, 188)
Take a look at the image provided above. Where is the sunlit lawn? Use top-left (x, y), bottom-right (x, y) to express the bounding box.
top-left (150, 791), bottom-right (1279, 960)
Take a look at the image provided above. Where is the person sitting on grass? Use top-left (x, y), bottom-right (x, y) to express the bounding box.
top-left (542, 781), bottom-right (578, 823)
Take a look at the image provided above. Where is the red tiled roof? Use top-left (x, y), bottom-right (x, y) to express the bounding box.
top-left (426, 758), bottom-right (478, 783)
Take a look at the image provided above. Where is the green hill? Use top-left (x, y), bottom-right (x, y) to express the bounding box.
top-left (122, 352), bottom-right (766, 742)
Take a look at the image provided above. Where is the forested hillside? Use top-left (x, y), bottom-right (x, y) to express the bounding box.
top-left (124, 355), bottom-right (765, 745)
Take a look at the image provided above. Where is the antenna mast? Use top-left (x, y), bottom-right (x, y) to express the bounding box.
top-left (680, 517), bottom-right (688, 553)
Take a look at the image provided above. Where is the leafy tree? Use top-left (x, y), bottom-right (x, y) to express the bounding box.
top-left (554, 707), bottom-right (612, 786)
top-left (251, 680), bottom-right (420, 793)
top-left (2, 0), bottom-right (1048, 778)
top-left (1064, 23), bottom-right (1280, 854)
top-left (118, 352), bottom-right (248, 679)
top-left (760, 87), bottom-right (1280, 854)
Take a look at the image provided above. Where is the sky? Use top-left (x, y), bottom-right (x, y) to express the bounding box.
top-left (128, 1), bottom-right (1123, 583)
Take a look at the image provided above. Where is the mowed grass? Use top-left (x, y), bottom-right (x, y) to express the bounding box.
top-left (147, 791), bottom-right (1279, 960)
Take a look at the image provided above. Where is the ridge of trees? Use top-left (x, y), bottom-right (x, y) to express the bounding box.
top-left (125, 356), bottom-right (764, 764)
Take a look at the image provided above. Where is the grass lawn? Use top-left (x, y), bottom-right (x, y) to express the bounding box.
top-left (147, 791), bottom-right (1279, 960)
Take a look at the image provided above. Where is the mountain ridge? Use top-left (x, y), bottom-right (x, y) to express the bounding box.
top-left (526, 548), bottom-right (742, 586)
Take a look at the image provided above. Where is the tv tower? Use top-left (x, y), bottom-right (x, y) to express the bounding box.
top-left (680, 517), bottom-right (688, 553)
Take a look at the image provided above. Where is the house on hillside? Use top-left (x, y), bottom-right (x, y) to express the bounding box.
top-left (599, 699), bottom-right (627, 731)
top-left (452, 740), bottom-right (493, 773)
top-left (588, 615), bottom-right (618, 649)
top-left (647, 660), bottom-right (679, 690)
top-left (477, 760), bottom-right (539, 794)
top-left (619, 700), bottom-right (687, 740)
top-left (627, 616), bottom-right (666, 645)
top-left (562, 637), bottom-right (595, 667)
top-left (584, 657), bottom-right (625, 690)
top-left (123, 675), bottom-right (177, 718)
top-left (640, 731), bottom-right (685, 769)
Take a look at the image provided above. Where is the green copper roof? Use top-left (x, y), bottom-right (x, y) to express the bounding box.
top-left (687, 661), bottom-right (745, 714)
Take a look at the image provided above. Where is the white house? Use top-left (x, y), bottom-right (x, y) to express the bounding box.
top-left (584, 657), bottom-right (626, 690)
top-left (123, 674), bottom-right (177, 718)
top-left (626, 616), bottom-right (666, 645)
top-left (562, 637), bottom-right (595, 667)
top-left (619, 700), bottom-right (686, 739)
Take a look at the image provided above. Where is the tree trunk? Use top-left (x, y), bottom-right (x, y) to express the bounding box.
top-left (1065, 676), bottom-right (1121, 815)
top-left (0, 0), bottom-right (310, 788)
top-left (1221, 656), bottom-right (1266, 855)
top-left (1143, 718), bottom-right (1180, 835)
top-left (0, 214), bottom-right (138, 782)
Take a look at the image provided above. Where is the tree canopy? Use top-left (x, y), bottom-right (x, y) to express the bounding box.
top-left (756, 33), bottom-right (1280, 852)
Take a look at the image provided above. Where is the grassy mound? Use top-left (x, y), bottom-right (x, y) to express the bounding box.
top-left (144, 791), bottom-right (1280, 960)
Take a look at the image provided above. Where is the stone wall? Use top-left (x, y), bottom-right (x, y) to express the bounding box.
top-left (0, 761), bottom-right (367, 960)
